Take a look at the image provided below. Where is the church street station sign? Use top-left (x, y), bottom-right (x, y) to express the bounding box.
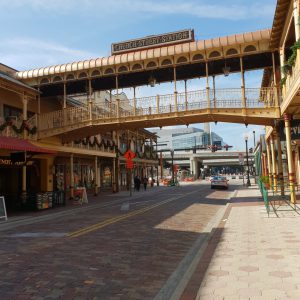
top-left (111, 29), bottom-right (194, 55)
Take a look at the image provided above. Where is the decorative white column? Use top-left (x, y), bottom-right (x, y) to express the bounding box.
top-left (274, 128), bottom-right (284, 195)
top-left (270, 134), bottom-right (278, 192)
top-left (284, 113), bottom-right (296, 204)
top-left (266, 139), bottom-right (273, 187)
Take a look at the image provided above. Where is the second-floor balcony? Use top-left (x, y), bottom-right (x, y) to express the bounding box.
top-left (281, 48), bottom-right (300, 112)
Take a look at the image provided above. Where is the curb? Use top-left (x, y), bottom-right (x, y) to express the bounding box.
top-left (154, 203), bottom-right (229, 300)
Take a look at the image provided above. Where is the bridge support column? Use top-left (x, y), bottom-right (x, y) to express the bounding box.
top-left (63, 82), bottom-right (67, 109)
top-left (173, 66), bottom-right (178, 112)
top-left (184, 80), bottom-right (188, 110)
top-left (274, 128), bottom-right (284, 195)
top-left (70, 154), bottom-right (74, 199)
top-left (88, 79), bottom-right (93, 121)
top-left (205, 62), bottom-right (210, 109)
top-left (266, 139), bottom-right (273, 188)
top-left (156, 95), bottom-right (160, 114)
top-left (284, 113), bottom-right (296, 204)
top-left (240, 57), bottom-right (246, 109)
top-left (270, 134), bottom-right (278, 192)
top-left (115, 75), bottom-right (120, 118)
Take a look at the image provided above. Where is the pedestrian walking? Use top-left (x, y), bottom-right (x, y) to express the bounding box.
top-left (143, 177), bottom-right (148, 191)
top-left (134, 176), bottom-right (141, 191)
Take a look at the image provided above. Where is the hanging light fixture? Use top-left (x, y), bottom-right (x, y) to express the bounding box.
top-left (148, 74), bottom-right (156, 87)
top-left (222, 60), bottom-right (230, 77)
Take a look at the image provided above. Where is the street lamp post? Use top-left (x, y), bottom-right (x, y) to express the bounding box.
top-left (170, 149), bottom-right (174, 184)
top-left (244, 135), bottom-right (251, 186)
top-left (253, 130), bottom-right (256, 148)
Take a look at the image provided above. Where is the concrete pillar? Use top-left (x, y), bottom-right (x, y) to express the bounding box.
top-left (284, 113), bottom-right (296, 204)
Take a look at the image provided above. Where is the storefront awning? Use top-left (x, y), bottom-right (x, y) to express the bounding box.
top-left (0, 136), bottom-right (56, 154)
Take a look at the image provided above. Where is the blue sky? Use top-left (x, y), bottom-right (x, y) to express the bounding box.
top-left (0, 0), bottom-right (277, 150)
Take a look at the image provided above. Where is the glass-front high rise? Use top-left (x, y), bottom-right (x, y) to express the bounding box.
top-left (151, 127), bottom-right (225, 152)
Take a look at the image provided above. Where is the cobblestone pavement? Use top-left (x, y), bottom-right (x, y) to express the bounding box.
top-left (0, 181), bottom-right (237, 300)
top-left (181, 186), bottom-right (300, 300)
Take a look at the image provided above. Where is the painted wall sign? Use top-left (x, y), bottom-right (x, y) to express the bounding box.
top-left (279, 119), bottom-right (300, 141)
top-left (111, 29), bottom-right (194, 55)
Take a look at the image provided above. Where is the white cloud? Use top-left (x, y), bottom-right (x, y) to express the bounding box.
top-left (0, 37), bottom-right (98, 70)
top-left (0, 0), bottom-right (274, 21)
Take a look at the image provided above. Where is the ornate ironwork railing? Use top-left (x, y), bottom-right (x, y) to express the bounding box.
top-left (37, 87), bottom-right (276, 132)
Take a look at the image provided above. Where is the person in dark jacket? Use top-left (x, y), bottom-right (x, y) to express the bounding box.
top-left (143, 177), bottom-right (148, 191)
top-left (134, 176), bottom-right (141, 191)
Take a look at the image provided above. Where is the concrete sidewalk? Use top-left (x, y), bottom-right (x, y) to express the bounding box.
top-left (181, 185), bottom-right (300, 300)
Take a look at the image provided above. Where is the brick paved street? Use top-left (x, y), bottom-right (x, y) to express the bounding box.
top-left (0, 181), bottom-right (236, 300)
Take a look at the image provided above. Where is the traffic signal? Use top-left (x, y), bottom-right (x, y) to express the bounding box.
top-left (249, 148), bottom-right (253, 153)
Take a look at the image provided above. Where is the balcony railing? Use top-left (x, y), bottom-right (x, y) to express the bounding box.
top-left (281, 51), bottom-right (300, 106)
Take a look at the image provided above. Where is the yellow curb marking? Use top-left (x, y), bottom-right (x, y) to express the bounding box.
top-left (68, 197), bottom-right (177, 238)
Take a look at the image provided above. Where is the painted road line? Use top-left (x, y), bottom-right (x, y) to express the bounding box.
top-left (68, 190), bottom-right (199, 238)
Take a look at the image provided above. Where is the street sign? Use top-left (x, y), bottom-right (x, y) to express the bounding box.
top-left (124, 150), bottom-right (135, 169)
top-left (126, 160), bottom-right (134, 169)
top-left (124, 150), bottom-right (135, 160)
top-left (238, 153), bottom-right (244, 165)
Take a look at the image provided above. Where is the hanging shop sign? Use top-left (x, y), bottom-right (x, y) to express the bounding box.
top-left (111, 29), bottom-right (194, 55)
top-left (0, 196), bottom-right (7, 221)
top-left (279, 119), bottom-right (300, 141)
